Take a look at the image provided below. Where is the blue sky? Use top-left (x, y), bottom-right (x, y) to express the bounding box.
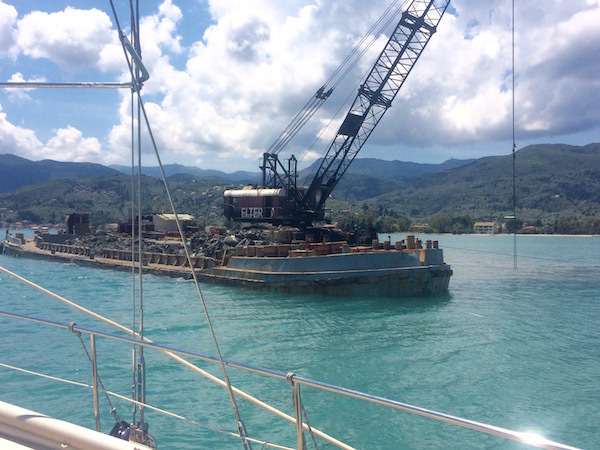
top-left (1, 0), bottom-right (599, 172)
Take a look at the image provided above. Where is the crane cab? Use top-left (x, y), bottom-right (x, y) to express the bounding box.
top-left (223, 187), bottom-right (290, 223)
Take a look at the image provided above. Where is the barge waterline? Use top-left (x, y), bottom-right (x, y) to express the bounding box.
top-left (3, 235), bottom-right (452, 297)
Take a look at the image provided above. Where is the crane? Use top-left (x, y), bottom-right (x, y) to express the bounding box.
top-left (224, 0), bottom-right (450, 229)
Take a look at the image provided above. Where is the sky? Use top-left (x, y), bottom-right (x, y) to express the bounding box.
top-left (0, 0), bottom-right (599, 173)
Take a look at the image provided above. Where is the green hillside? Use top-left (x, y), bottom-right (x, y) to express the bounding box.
top-left (1, 143), bottom-right (599, 234)
top-left (364, 143), bottom-right (600, 220)
top-left (0, 153), bottom-right (120, 193)
top-left (0, 175), bottom-right (227, 227)
top-left (327, 143), bottom-right (600, 234)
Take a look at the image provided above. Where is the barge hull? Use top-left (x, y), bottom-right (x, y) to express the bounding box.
top-left (199, 265), bottom-right (452, 296)
top-left (200, 250), bottom-right (452, 296)
top-left (3, 238), bottom-right (452, 297)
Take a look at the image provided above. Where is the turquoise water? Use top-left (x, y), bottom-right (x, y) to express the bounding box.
top-left (1, 233), bottom-right (599, 449)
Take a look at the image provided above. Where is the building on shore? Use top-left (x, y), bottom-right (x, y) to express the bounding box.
top-left (473, 221), bottom-right (498, 234)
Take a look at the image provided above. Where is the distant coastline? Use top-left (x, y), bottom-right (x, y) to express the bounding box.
top-left (4, 228), bottom-right (598, 239)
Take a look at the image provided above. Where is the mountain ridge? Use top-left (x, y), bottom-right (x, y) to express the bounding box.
top-left (0, 153), bottom-right (122, 193)
top-left (108, 163), bottom-right (260, 184)
top-left (0, 152), bottom-right (475, 194)
top-left (1, 143), bottom-right (598, 228)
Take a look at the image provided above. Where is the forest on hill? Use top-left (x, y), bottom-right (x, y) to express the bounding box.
top-left (0, 175), bottom-right (226, 228)
top-left (329, 143), bottom-right (600, 234)
top-left (1, 143), bottom-right (599, 234)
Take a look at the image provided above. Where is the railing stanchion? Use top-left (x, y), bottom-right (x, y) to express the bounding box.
top-left (90, 333), bottom-right (101, 432)
top-left (287, 373), bottom-right (305, 450)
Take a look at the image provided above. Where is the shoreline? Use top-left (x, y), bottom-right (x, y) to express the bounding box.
top-left (387, 232), bottom-right (599, 238)
top-left (5, 228), bottom-right (598, 237)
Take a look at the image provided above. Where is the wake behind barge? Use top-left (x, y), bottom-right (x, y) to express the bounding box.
top-left (3, 233), bottom-right (452, 297)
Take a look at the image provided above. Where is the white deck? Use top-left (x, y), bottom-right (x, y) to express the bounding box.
top-left (0, 400), bottom-right (152, 450)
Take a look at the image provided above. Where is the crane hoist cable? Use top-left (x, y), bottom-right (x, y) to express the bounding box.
top-left (295, 1), bottom-right (410, 188)
top-left (267, 0), bottom-right (408, 157)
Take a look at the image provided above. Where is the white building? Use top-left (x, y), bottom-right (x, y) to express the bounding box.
top-left (152, 213), bottom-right (195, 233)
top-left (473, 221), bottom-right (498, 234)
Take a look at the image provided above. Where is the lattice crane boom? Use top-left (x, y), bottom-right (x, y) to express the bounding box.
top-left (303, 0), bottom-right (450, 219)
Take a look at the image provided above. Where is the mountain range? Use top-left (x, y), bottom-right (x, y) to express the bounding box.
top-left (1, 153), bottom-right (475, 194)
top-left (1, 143), bottom-right (599, 227)
top-left (108, 157), bottom-right (476, 186)
top-left (108, 163), bottom-right (260, 184)
top-left (0, 154), bottom-right (120, 193)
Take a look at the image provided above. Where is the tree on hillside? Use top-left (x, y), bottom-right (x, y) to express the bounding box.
top-left (504, 217), bottom-right (523, 233)
top-left (430, 213), bottom-right (473, 234)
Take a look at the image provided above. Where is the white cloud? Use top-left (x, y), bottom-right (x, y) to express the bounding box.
top-left (361, 0), bottom-right (600, 156)
top-left (1, 0), bottom-right (599, 170)
top-left (0, 104), bottom-right (43, 154)
top-left (107, 0), bottom-right (385, 169)
top-left (0, 1), bottom-right (18, 58)
top-left (103, 0), bottom-right (600, 168)
top-left (151, 0), bottom-right (183, 54)
top-left (41, 126), bottom-right (102, 162)
top-left (0, 105), bottom-right (102, 163)
top-left (4, 72), bottom-right (47, 102)
top-left (16, 7), bottom-right (115, 71)
top-left (513, 1), bottom-right (600, 137)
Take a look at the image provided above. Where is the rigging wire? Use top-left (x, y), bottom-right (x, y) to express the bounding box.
top-left (127, 0), bottom-right (139, 427)
top-left (108, 2), bottom-right (251, 447)
top-left (296, 0), bottom-right (409, 186)
top-left (132, 0), bottom-right (147, 428)
top-left (511, 0), bottom-right (518, 269)
top-left (106, 0), bottom-right (140, 427)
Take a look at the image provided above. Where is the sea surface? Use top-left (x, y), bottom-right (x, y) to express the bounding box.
top-left (1, 232), bottom-right (598, 449)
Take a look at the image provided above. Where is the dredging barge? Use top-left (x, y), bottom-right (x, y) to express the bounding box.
top-left (3, 231), bottom-right (451, 296)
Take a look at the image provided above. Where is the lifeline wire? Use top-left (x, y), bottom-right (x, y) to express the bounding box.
top-left (0, 362), bottom-right (292, 450)
top-left (0, 271), bottom-right (351, 449)
top-left (3, 296), bottom-right (580, 449)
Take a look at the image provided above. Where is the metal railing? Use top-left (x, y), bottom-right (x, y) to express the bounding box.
top-left (0, 309), bottom-right (580, 450)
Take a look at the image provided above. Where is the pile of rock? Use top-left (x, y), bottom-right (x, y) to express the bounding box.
top-left (64, 228), bottom-right (274, 260)
top-left (63, 231), bottom-right (129, 257)
top-left (190, 228), bottom-right (274, 258)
